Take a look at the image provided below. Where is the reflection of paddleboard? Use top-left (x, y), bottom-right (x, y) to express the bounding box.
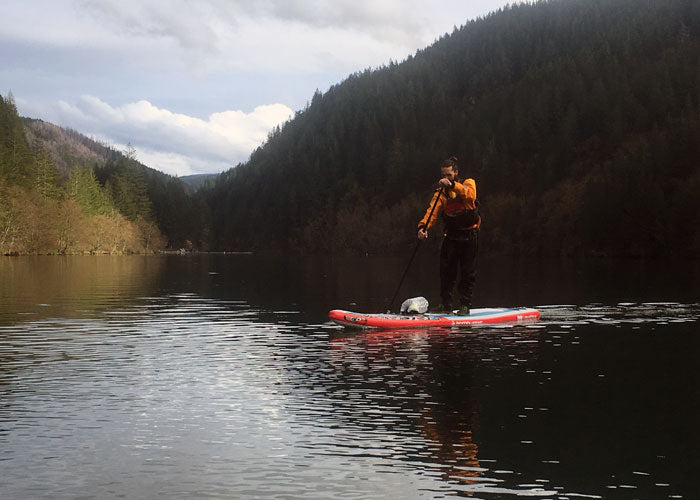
top-left (329, 307), bottom-right (540, 330)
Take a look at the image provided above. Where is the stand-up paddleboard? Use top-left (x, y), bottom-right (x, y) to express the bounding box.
top-left (329, 307), bottom-right (540, 330)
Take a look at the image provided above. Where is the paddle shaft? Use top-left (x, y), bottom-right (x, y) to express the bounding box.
top-left (387, 187), bottom-right (444, 312)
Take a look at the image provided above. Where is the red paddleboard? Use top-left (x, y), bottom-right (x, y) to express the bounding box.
top-left (329, 307), bottom-right (540, 330)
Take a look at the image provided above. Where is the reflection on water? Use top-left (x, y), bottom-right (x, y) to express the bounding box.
top-left (0, 255), bottom-right (166, 324)
top-left (0, 255), bottom-right (699, 499)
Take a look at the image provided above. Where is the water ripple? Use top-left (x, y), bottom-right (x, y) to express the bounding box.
top-left (537, 302), bottom-right (700, 326)
top-left (0, 294), bottom-right (696, 499)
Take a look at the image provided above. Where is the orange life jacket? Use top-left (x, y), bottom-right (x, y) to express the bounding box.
top-left (418, 178), bottom-right (481, 233)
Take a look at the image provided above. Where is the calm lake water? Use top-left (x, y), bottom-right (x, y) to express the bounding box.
top-left (0, 254), bottom-right (698, 499)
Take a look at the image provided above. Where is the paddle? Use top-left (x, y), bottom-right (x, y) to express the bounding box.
top-left (387, 187), bottom-right (444, 313)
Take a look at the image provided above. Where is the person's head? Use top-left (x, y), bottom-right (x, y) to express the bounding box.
top-left (440, 156), bottom-right (459, 181)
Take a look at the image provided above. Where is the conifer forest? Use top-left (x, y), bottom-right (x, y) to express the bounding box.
top-left (1, 0), bottom-right (699, 257)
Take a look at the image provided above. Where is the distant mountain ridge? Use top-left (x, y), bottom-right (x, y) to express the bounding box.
top-left (22, 117), bottom-right (165, 182)
top-left (23, 118), bottom-right (109, 179)
top-left (179, 173), bottom-right (218, 191)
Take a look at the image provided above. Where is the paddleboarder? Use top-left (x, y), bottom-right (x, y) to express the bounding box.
top-left (417, 156), bottom-right (480, 315)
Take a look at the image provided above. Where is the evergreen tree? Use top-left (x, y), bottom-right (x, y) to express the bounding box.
top-left (0, 92), bottom-right (34, 187)
top-left (33, 147), bottom-right (62, 199)
top-left (68, 165), bottom-right (113, 215)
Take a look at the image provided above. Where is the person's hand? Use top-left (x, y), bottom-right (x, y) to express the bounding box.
top-left (438, 178), bottom-right (452, 188)
top-left (418, 228), bottom-right (428, 240)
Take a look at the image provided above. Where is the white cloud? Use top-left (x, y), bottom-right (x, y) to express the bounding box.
top-left (56, 96), bottom-right (293, 175)
top-left (131, 149), bottom-right (215, 177)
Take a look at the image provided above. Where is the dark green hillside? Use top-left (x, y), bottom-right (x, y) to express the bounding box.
top-left (92, 158), bottom-right (210, 250)
top-left (208, 0), bottom-right (700, 257)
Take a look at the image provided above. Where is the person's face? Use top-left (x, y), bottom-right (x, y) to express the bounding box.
top-left (441, 166), bottom-right (457, 181)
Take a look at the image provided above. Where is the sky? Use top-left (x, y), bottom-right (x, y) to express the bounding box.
top-left (1, 0), bottom-right (514, 177)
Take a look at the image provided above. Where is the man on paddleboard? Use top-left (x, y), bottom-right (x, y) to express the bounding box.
top-left (417, 156), bottom-right (480, 315)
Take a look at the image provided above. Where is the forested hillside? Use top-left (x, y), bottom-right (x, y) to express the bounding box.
top-left (3, 0), bottom-right (699, 257)
top-left (0, 98), bottom-right (209, 254)
top-left (180, 174), bottom-right (217, 192)
top-left (208, 0), bottom-right (700, 257)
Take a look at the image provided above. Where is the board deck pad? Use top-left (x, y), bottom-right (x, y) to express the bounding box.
top-left (329, 307), bottom-right (540, 330)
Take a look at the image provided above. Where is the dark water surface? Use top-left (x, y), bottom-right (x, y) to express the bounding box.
top-left (0, 254), bottom-right (698, 499)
